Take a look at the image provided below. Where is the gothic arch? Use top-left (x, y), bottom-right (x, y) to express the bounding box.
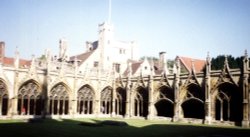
top-left (180, 83), bottom-right (205, 119)
top-left (17, 79), bottom-right (43, 115)
top-left (212, 82), bottom-right (242, 122)
top-left (100, 86), bottom-right (113, 114)
top-left (77, 84), bottom-right (95, 115)
top-left (134, 86), bottom-right (148, 117)
top-left (49, 82), bottom-right (70, 115)
top-left (115, 87), bottom-right (126, 116)
top-left (154, 85), bottom-right (174, 117)
top-left (0, 79), bottom-right (8, 116)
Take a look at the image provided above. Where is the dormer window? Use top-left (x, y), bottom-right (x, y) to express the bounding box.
top-left (94, 61), bottom-right (99, 67)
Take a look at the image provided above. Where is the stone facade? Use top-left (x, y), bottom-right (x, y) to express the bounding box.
top-left (0, 23), bottom-right (249, 127)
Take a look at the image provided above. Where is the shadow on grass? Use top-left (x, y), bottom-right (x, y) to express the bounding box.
top-left (0, 118), bottom-right (250, 137)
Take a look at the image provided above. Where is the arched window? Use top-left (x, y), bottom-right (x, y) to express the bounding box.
top-left (115, 87), bottom-right (126, 116)
top-left (17, 81), bottom-right (43, 115)
top-left (101, 87), bottom-right (112, 114)
top-left (49, 84), bottom-right (69, 115)
top-left (0, 80), bottom-right (8, 116)
top-left (77, 85), bottom-right (94, 114)
top-left (214, 83), bottom-right (242, 122)
top-left (134, 87), bottom-right (148, 117)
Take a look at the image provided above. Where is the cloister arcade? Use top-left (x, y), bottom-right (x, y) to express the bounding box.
top-left (0, 53), bottom-right (249, 127)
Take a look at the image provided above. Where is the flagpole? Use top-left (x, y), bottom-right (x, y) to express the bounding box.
top-left (108, 0), bottom-right (112, 24)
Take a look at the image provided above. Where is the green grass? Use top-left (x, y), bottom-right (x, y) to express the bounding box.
top-left (0, 118), bottom-right (249, 137)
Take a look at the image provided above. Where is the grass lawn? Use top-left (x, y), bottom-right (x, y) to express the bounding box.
top-left (0, 118), bottom-right (250, 137)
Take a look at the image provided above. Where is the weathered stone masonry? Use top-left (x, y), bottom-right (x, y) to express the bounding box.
top-left (0, 51), bottom-right (249, 127)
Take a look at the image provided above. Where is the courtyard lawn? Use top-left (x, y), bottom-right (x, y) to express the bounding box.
top-left (0, 118), bottom-right (250, 137)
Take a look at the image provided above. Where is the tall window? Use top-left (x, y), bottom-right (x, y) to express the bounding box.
top-left (77, 85), bottom-right (94, 114)
top-left (101, 87), bottom-right (112, 114)
top-left (49, 84), bottom-right (69, 115)
top-left (17, 81), bottom-right (43, 115)
top-left (114, 63), bottom-right (120, 73)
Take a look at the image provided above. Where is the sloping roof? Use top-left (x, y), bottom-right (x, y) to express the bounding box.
top-left (2, 57), bottom-right (31, 67)
top-left (123, 61), bottom-right (143, 76)
top-left (177, 56), bottom-right (206, 72)
top-left (69, 51), bottom-right (94, 65)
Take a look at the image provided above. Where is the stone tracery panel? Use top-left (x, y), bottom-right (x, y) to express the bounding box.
top-left (49, 83), bottom-right (69, 115)
top-left (115, 87), bottom-right (126, 116)
top-left (101, 87), bottom-right (112, 114)
top-left (17, 80), bottom-right (43, 115)
top-left (77, 85), bottom-right (94, 114)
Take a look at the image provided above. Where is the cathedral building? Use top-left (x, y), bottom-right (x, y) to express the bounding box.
top-left (0, 21), bottom-right (249, 127)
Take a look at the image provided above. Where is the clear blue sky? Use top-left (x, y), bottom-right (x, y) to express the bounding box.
top-left (0, 0), bottom-right (250, 60)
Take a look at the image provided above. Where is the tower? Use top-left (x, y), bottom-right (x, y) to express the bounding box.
top-left (98, 0), bottom-right (114, 70)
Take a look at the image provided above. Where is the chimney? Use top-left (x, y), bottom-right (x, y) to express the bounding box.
top-left (159, 52), bottom-right (166, 70)
top-left (0, 41), bottom-right (5, 63)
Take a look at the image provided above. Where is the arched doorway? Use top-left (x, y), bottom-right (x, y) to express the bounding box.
top-left (49, 83), bottom-right (69, 115)
top-left (134, 87), bottom-right (148, 117)
top-left (181, 98), bottom-right (204, 119)
top-left (181, 83), bottom-right (205, 119)
top-left (77, 85), bottom-right (94, 114)
top-left (101, 87), bottom-right (112, 114)
top-left (214, 83), bottom-right (242, 122)
top-left (17, 80), bottom-right (43, 115)
top-left (115, 87), bottom-right (126, 116)
top-left (0, 80), bottom-right (8, 116)
top-left (155, 86), bottom-right (174, 117)
top-left (155, 99), bottom-right (173, 117)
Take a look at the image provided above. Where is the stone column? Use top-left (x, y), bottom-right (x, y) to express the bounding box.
top-left (147, 75), bottom-right (154, 120)
top-left (173, 57), bottom-right (181, 121)
top-left (242, 50), bottom-right (249, 127)
top-left (94, 81), bottom-right (101, 117)
top-left (11, 71), bottom-right (19, 117)
top-left (205, 53), bottom-right (212, 124)
top-left (125, 77), bottom-right (131, 118)
top-left (111, 79), bottom-right (116, 116)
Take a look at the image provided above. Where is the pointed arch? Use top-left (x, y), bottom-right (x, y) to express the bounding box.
top-left (49, 82), bottom-right (70, 115)
top-left (181, 97), bottom-right (204, 119)
top-left (134, 86), bottom-right (148, 117)
top-left (154, 85), bottom-right (174, 118)
top-left (17, 79), bottom-right (43, 115)
top-left (212, 82), bottom-right (242, 122)
top-left (100, 86), bottom-right (113, 114)
top-left (0, 79), bottom-right (8, 116)
top-left (180, 83), bottom-right (205, 119)
top-left (77, 84), bottom-right (95, 114)
top-left (115, 87), bottom-right (126, 116)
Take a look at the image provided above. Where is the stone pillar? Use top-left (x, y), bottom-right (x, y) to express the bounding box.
top-left (94, 81), bottom-right (101, 117)
top-left (125, 77), bottom-right (131, 118)
top-left (11, 50), bottom-right (20, 117)
top-left (147, 75), bottom-right (154, 120)
top-left (44, 49), bottom-right (51, 118)
top-left (111, 79), bottom-right (116, 116)
top-left (242, 50), bottom-right (249, 127)
top-left (71, 59), bottom-right (79, 117)
top-left (173, 57), bottom-right (181, 121)
top-left (205, 53), bottom-right (212, 124)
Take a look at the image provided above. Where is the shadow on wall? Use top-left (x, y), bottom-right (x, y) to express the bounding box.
top-left (0, 118), bottom-right (250, 137)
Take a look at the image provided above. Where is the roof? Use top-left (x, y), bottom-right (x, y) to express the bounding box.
top-left (123, 61), bottom-right (143, 76)
top-left (69, 51), bottom-right (94, 65)
top-left (177, 56), bottom-right (206, 72)
top-left (2, 57), bottom-right (31, 67)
